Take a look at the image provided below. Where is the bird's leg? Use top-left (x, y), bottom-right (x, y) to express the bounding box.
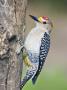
top-left (23, 56), bottom-right (33, 67)
top-left (22, 46), bottom-right (33, 67)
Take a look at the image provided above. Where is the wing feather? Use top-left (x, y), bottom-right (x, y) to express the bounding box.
top-left (32, 32), bottom-right (50, 84)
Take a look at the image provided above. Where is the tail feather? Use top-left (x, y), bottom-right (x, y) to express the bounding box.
top-left (32, 71), bottom-right (40, 84)
top-left (20, 74), bottom-right (32, 89)
top-left (32, 76), bottom-right (38, 84)
top-left (20, 65), bottom-right (37, 88)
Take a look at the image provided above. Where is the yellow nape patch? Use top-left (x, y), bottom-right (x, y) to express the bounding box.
top-left (23, 56), bottom-right (32, 67)
top-left (38, 17), bottom-right (43, 22)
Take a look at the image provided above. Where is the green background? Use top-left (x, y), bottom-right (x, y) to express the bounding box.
top-left (22, 0), bottom-right (67, 90)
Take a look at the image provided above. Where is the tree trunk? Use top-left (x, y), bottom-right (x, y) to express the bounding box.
top-left (0, 0), bottom-right (28, 90)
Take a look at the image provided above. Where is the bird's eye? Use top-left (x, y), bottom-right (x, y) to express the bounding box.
top-left (43, 22), bottom-right (46, 24)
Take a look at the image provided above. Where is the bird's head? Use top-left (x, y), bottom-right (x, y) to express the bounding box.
top-left (29, 15), bottom-right (53, 34)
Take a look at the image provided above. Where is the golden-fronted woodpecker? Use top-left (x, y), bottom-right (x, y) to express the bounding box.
top-left (20, 15), bottom-right (53, 88)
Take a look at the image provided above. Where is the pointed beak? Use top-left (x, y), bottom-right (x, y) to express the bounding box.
top-left (29, 15), bottom-right (39, 22)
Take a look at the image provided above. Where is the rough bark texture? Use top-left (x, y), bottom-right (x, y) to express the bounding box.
top-left (0, 0), bottom-right (28, 90)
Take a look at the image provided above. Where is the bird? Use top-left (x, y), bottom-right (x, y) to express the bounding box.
top-left (20, 15), bottom-right (53, 88)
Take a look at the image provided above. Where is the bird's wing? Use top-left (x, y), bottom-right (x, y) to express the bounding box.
top-left (32, 32), bottom-right (50, 84)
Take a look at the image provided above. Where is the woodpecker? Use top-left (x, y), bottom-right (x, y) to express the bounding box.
top-left (20, 15), bottom-right (53, 88)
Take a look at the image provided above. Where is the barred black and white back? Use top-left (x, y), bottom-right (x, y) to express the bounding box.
top-left (32, 32), bottom-right (50, 84)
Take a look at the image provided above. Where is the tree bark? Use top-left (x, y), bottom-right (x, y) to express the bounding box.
top-left (0, 0), bottom-right (28, 90)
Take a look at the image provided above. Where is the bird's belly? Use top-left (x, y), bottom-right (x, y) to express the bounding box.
top-left (25, 38), bottom-right (41, 53)
top-left (24, 29), bottom-right (45, 53)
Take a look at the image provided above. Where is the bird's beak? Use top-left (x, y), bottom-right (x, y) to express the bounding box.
top-left (29, 15), bottom-right (39, 22)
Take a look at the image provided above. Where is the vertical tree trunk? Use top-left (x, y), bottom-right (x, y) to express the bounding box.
top-left (0, 0), bottom-right (28, 90)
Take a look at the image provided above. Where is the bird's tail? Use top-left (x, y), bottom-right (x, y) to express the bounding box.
top-left (20, 65), bottom-right (38, 88)
top-left (32, 76), bottom-right (38, 84)
top-left (20, 77), bottom-right (28, 89)
top-left (20, 74), bottom-right (32, 89)
top-left (32, 71), bottom-right (40, 84)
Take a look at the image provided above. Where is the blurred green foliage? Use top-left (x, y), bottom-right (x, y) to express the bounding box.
top-left (22, 69), bottom-right (67, 90)
top-left (30, 0), bottom-right (67, 13)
